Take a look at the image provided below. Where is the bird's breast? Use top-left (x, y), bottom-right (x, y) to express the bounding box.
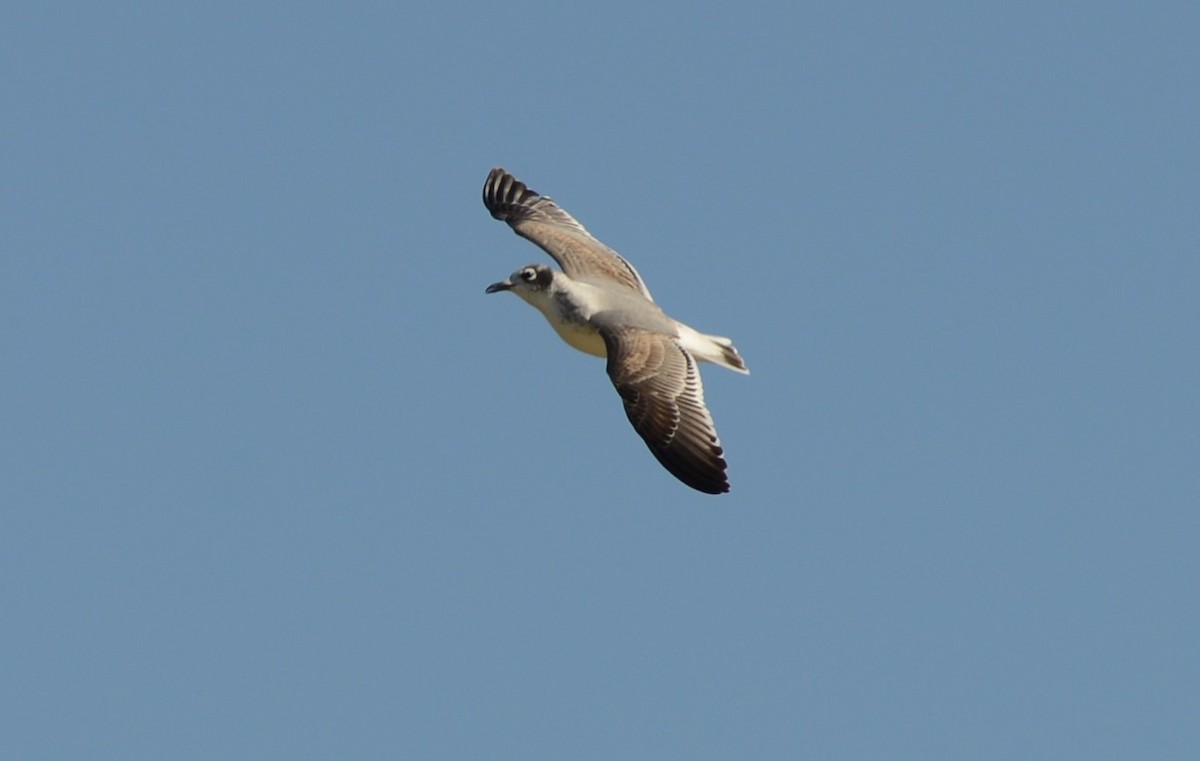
top-left (550, 319), bottom-right (607, 358)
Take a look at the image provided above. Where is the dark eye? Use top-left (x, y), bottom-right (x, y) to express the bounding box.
top-left (520, 268), bottom-right (537, 282)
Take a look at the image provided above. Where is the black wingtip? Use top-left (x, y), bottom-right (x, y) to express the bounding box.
top-left (643, 444), bottom-right (731, 495)
top-left (482, 167), bottom-right (540, 221)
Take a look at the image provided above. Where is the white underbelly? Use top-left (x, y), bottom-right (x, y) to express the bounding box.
top-left (552, 320), bottom-right (607, 358)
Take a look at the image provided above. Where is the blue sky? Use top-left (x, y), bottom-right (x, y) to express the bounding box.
top-left (3, 2), bottom-right (1197, 758)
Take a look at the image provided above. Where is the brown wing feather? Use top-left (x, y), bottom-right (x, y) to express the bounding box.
top-left (600, 326), bottom-right (730, 494)
top-left (482, 168), bottom-right (654, 300)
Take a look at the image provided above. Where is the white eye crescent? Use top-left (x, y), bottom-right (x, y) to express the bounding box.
top-left (520, 268), bottom-right (537, 282)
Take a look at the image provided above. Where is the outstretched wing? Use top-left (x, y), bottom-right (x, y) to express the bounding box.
top-left (599, 324), bottom-right (730, 494)
top-left (482, 167), bottom-right (654, 301)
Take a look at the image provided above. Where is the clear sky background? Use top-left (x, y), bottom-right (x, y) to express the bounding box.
top-left (3, 2), bottom-right (1197, 759)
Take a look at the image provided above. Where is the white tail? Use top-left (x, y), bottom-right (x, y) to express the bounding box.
top-left (676, 324), bottom-right (750, 374)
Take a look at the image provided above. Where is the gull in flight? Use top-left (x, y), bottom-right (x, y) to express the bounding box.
top-left (483, 168), bottom-right (749, 494)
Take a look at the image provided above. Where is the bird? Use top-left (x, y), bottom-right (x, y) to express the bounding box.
top-left (482, 168), bottom-right (748, 494)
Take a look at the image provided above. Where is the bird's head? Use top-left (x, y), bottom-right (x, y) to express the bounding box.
top-left (485, 264), bottom-right (555, 303)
